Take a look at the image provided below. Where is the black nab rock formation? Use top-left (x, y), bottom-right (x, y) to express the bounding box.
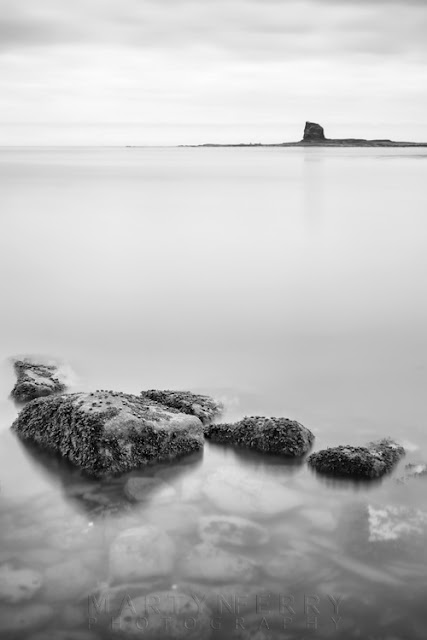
top-left (141, 389), bottom-right (223, 425)
top-left (11, 360), bottom-right (66, 403)
top-left (303, 121), bottom-right (326, 142)
top-left (12, 391), bottom-right (204, 476)
top-left (308, 438), bottom-right (405, 479)
top-left (205, 416), bottom-right (314, 457)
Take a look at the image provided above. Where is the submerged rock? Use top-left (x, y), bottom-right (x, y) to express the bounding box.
top-left (0, 603), bottom-right (53, 634)
top-left (368, 505), bottom-right (427, 542)
top-left (11, 391), bottom-right (204, 476)
top-left (124, 476), bottom-right (176, 503)
top-left (307, 438), bottom-right (405, 478)
top-left (198, 515), bottom-right (269, 547)
top-left (109, 525), bottom-right (175, 582)
top-left (204, 416), bottom-right (314, 457)
top-left (111, 590), bottom-right (212, 638)
top-left (11, 359), bottom-right (66, 403)
top-left (0, 564), bottom-right (43, 603)
top-left (202, 467), bottom-right (301, 517)
top-left (180, 542), bottom-right (256, 583)
top-left (141, 389), bottom-right (223, 424)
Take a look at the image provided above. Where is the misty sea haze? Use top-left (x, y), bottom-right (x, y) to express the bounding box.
top-left (0, 146), bottom-right (426, 638)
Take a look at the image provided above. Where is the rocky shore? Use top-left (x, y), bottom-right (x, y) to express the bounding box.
top-left (183, 121), bottom-right (427, 148)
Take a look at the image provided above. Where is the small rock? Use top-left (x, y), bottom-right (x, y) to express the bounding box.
top-left (198, 515), bottom-right (269, 547)
top-left (0, 563), bottom-right (43, 603)
top-left (180, 542), bottom-right (256, 582)
top-left (308, 438), bottom-right (405, 479)
top-left (109, 526), bottom-right (175, 583)
top-left (124, 477), bottom-right (176, 503)
top-left (10, 358), bottom-right (66, 403)
top-left (204, 416), bottom-right (314, 457)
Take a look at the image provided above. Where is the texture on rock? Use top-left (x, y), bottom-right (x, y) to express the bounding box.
top-left (204, 416), bottom-right (314, 457)
top-left (11, 359), bottom-right (66, 403)
top-left (11, 391), bottom-right (204, 476)
top-left (303, 121), bottom-right (326, 142)
top-left (141, 389), bottom-right (223, 424)
top-left (308, 438), bottom-right (405, 479)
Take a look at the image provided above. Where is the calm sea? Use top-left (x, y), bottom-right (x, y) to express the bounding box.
top-left (0, 147), bottom-right (426, 639)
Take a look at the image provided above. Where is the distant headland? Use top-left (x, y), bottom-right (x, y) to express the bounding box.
top-left (182, 121), bottom-right (427, 148)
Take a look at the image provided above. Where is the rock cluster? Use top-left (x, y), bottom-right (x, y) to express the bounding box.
top-left (11, 391), bottom-right (204, 476)
top-left (11, 359), bottom-right (66, 403)
top-left (204, 416), bottom-right (314, 457)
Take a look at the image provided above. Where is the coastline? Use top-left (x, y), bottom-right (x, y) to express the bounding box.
top-left (180, 140), bottom-right (427, 148)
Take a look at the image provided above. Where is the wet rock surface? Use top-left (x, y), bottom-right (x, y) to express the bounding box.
top-left (204, 416), bottom-right (314, 457)
top-left (141, 389), bottom-right (223, 424)
top-left (307, 438), bottom-right (405, 478)
top-left (11, 359), bottom-right (67, 403)
top-left (198, 515), bottom-right (269, 547)
top-left (109, 525), bottom-right (175, 582)
top-left (202, 467), bottom-right (301, 517)
top-left (12, 391), bottom-right (204, 476)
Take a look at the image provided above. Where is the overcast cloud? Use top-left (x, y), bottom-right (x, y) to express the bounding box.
top-left (0, 0), bottom-right (426, 144)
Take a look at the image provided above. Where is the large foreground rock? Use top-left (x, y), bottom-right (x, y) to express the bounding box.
top-left (11, 391), bottom-right (204, 476)
top-left (308, 438), bottom-right (405, 478)
top-left (141, 389), bottom-right (223, 424)
top-left (11, 359), bottom-right (66, 403)
top-left (204, 416), bottom-right (314, 457)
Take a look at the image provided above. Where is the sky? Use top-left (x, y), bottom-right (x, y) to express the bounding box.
top-left (0, 0), bottom-right (426, 145)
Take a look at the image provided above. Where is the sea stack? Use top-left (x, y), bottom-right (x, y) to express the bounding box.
top-left (303, 121), bottom-right (326, 142)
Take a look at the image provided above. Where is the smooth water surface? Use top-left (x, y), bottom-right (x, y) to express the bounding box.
top-left (0, 147), bottom-right (426, 639)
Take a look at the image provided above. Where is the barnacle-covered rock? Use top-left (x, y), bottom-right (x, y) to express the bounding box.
top-left (308, 438), bottom-right (405, 479)
top-left (141, 389), bottom-right (223, 424)
top-left (11, 359), bottom-right (67, 403)
top-left (11, 391), bottom-right (204, 476)
top-left (204, 416), bottom-right (314, 457)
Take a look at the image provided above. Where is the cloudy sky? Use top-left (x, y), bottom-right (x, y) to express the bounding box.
top-left (0, 0), bottom-right (426, 145)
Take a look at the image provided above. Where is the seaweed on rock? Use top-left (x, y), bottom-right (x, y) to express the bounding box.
top-left (308, 438), bottom-right (405, 479)
top-left (204, 416), bottom-right (314, 457)
top-left (11, 391), bottom-right (204, 477)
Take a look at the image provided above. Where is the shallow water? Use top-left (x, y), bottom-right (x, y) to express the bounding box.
top-left (0, 147), bottom-right (426, 639)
